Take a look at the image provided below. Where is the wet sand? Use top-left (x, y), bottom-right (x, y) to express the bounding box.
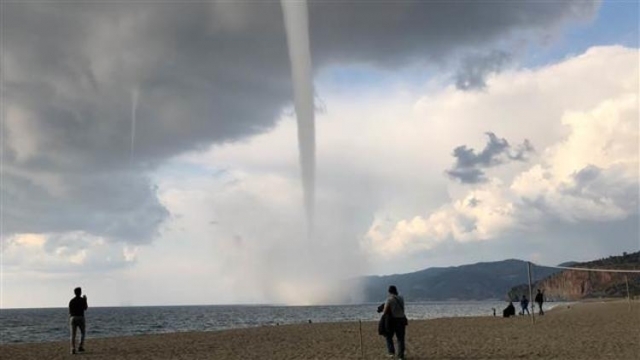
top-left (2, 301), bottom-right (638, 359)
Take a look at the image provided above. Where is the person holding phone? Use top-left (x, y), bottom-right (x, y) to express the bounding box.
top-left (68, 287), bottom-right (88, 354)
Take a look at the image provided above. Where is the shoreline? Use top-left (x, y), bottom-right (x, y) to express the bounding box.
top-left (0, 303), bottom-right (556, 348)
top-left (0, 300), bottom-right (529, 345)
top-left (2, 301), bottom-right (638, 359)
top-left (2, 303), bottom-right (567, 346)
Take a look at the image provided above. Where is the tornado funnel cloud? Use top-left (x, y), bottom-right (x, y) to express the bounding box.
top-left (281, 0), bottom-right (316, 235)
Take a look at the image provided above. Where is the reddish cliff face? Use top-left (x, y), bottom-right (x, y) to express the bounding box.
top-left (509, 252), bottom-right (640, 301)
top-left (537, 271), bottom-right (640, 301)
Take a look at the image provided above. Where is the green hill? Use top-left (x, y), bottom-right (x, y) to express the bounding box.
top-left (360, 259), bottom-right (561, 301)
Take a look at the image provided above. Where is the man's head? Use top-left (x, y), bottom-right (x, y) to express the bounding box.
top-left (74, 287), bottom-right (82, 297)
top-left (388, 285), bottom-right (398, 295)
top-left (537, 289), bottom-right (541, 293)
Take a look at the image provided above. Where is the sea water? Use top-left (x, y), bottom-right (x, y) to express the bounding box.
top-left (1, 301), bottom-right (558, 344)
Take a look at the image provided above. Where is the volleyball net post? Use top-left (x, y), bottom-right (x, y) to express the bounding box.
top-left (359, 319), bottom-right (364, 359)
top-left (527, 261), bottom-right (535, 324)
top-left (625, 275), bottom-right (631, 312)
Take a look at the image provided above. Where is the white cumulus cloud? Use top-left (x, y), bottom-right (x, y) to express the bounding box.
top-left (365, 46), bottom-right (638, 260)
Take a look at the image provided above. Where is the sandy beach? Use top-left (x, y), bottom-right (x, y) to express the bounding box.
top-left (2, 301), bottom-right (638, 360)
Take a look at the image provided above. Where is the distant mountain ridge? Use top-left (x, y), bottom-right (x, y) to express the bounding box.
top-left (509, 252), bottom-right (640, 300)
top-left (360, 259), bottom-right (563, 302)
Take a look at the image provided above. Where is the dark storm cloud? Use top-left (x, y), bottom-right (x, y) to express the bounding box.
top-left (559, 164), bottom-right (639, 218)
top-left (447, 133), bottom-right (534, 184)
top-left (455, 51), bottom-right (512, 90)
top-left (3, 171), bottom-right (167, 243)
top-left (308, 1), bottom-right (599, 67)
top-left (2, 1), bottom-right (598, 244)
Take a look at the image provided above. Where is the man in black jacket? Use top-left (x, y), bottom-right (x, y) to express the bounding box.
top-left (535, 289), bottom-right (545, 315)
top-left (69, 287), bottom-right (88, 354)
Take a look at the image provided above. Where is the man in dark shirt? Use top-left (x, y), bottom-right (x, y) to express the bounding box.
top-left (520, 295), bottom-right (530, 315)
top-left (69, 287), bottom-right (88, 354)
top-left (535, 289), bottom-right (545, 315)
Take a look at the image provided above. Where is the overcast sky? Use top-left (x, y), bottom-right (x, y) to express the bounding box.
top-left (2, 0), bottom-right (638, 308)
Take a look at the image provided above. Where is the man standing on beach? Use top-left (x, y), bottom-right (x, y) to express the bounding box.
top-left (69, 287), bottom-right (88, 354)
top-left (520, 295), bottom-right (530, 315)
top-left (382, 285), bottom-right (408, 360)
top-left (535, 289), bottom-right (544, 315)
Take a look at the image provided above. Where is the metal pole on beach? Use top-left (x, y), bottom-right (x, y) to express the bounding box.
top-left (625, 275), bottom-right (631, 312)
top-left (359, 320), bottom-right (364, 359)
top-left (527, 262), bottom-right (535, 324)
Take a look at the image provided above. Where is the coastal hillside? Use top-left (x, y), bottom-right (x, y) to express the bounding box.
top-left (360, 259), bottom-right (562, 301)
top-left (509, 251), bottom-right (640, 301)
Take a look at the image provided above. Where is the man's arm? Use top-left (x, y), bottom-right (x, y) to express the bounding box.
top-left (83, 295), bottom-right (88, 310)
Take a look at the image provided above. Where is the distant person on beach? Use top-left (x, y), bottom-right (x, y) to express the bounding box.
top-left (535, 289), bottom-right (544, 315)
top-left (381, 285), bottom-right (408, 360)
top-left (68, 287), bottom-right (88, 354)
top-left (503, 301), bottom-right (515, 317)
top-left (520, 295), bottom-right (530, 315)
